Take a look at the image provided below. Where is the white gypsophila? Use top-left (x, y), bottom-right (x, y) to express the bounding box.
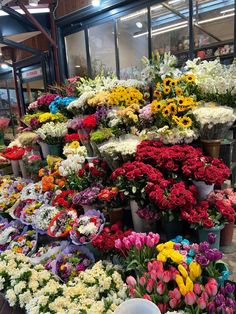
top-left (192, 106), bottom-right (236, 127)
top-left (63, 144), bottom-right (87, 157)
top-left (141, 126), bottom-right (199, 145)
top-left (58, 154), bottom-right (85, 176)
top-left (34, 205), bottom-right (59, 231)
top-left (35, 122), bottom-right (67, 140)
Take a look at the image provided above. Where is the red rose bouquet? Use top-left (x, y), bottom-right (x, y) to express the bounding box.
top-left (2, 146), bottom-right (26, 160)
top-left (37, 94), bottom-right (58, 111)
top-left (181, 199), bottom-right (235, 229)
top-left (146, 181), bottom-right (197, 221)
top-left (182, 156), bottom-right (230, 185)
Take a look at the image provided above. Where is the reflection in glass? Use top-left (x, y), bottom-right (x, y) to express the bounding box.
top-left (65, 31), bottom-right (88, 77)
top-left (117, 9), bottom-right (148, 79)
top-left (89, 22), bottom-right (116, 77)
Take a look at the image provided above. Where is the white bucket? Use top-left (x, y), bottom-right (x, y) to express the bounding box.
top-left (114, 299), bottom-right (161, 314)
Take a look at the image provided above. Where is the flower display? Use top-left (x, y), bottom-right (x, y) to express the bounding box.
top-left (47, 209), bottom-right (78, 237)
top-left (63, 141), bottom-right (87, 156)
top-left (72, 183), bottom-right (103, 206)
top-left (35, 122), bottom-right (67, 144)
top-left (8, 229), bottom-right (37, 256)
top-left (70, 210), bottom-right (105, 245)
top-left (58, 154), bottom-right (85, 176)
top-left (207, 188), bottom-right (236, 207)
top-left (33, 205), bottom-right (59, 233)
top-left (0, 220), bottom-right (26, 252)
top-left (2, 146), bottom-right (26, 160)
top-left (38, 112), bottom-right (67, 124)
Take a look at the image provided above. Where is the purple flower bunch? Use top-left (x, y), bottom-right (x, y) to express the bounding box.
top-left (72, 183), bottom-right (103, 206)
top-left (95, 107), bottom-right (109, 122)
top-left (196, 235), bottom-right (223, 267)
top-left (67, 116), bottom-right (84, 131)
top-left (209, 282), bottom-right (236, 314)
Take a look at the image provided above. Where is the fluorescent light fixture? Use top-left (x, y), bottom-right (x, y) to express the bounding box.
top-left (136, 21), bottom-right (143, 28)
top-left (0, 10), bottom-right (8, 16)
top-left (92, 0), bottom-right (101, 7)
top-left (15, 8), bottom-right (50, 14)
top-left (168, 0), bottom-right (184, 4)
top-left (120, 9), bottom-right (147, 21)
top-left (133, 21), bottom-right (187, 38)
top-left (1, 63), bottom-right (8, 69)
top-left (75, 65), bottom-right (81, 68)
top-left (151, 4), bottom-right (163, 11)
top-left (220, 8), bottom-right (234, 14)
top-left (198, 13), bottom-right (234, 24)
top-left (29, 0), bottom-right (39, 7)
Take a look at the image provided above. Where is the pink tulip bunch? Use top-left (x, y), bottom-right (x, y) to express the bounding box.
top-left (115, 232), bottom-right (160, 272)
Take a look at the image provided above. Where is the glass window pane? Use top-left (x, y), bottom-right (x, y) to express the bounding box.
top-left (151, 0), bottom-right (189, 64)
top-left (65, 31), bottom-right (88, 77)
top-left (193, 0), bottom-right (234, 61)
top-left (89, 22), bottom-right (116, 77)
top-left (117, 9), bottom-right (148, 79)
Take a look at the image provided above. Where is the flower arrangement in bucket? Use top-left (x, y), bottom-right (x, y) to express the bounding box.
top-left (70, 209), bottom-right (105, 245)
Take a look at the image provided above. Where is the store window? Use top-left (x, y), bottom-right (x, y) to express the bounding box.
top-left (65, 31), bottom-right (88, 77)
top-left (88, 22), bottom-right (116, 77)
top-left (193, 0), bottom-right (234, 61)
top-left (151, 0), bottom-right (189, 64)
top-left (117, 9), bottom-right (148, 79)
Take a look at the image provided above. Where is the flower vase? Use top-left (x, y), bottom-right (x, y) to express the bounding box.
top-left (220, 221), bottom-right (235, 247)
top-left (11, 160), bottom-right (20, 177)
top-left (48, 144), bottom-right (62, 157)
top-left (109, 208), bottom-right (124, 225)
top-left (130, 200), bottom-right (145, 232)
top-left (201, 139), bottom-right (221, 158)
top-left (114, 298), bottom-right (161, 314)
top-left (198, 225), bottom-right (224, 249)
top-left (0, 131), bottom-right (5, 150)
top-left (39, 141), bottom-right (50, 159)
top-left (193, 180), bottom-right (214, 200)
top-left (19, 160), bottom-right (28, 179)
top-left (162, 219), bottom-right (183, 240)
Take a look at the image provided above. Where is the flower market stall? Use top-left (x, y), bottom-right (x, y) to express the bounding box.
top-left (0, 55), bottom-right (235, 314)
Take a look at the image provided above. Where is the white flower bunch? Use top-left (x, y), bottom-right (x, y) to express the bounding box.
top-left (193, 106), bottom-right (236, 127)
top-left (63, 143), bottom-right (87, 156)
top-left (20, 183), bottom-right (42, 201)
top-left (100, 137), bottom-right (139, 156)
top-left (140, 126), bottom-right (199, 144)
top-left (58, 154), bottom-right (85, 176)
top-left (107, 109), bottom-right (122, 128)
top-left (35, 122), bottom-right (67, 142)
top-left (67, 91), bottom-right (95, 111)
top-left (34, 205), bottom-right (59, 232)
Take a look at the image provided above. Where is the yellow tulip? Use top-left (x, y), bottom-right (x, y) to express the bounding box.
top-left (178, 264), bottom-right (188, 278)
top-left (186, 276), bottom-right (194, 292)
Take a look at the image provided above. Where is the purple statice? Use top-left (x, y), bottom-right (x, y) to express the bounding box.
top-left (139, 104), bottom-right (153, 122)
top-left (94, 107), bottom-right (108, 122)
top-left (73, 183), bottom-right (103, 205)
top-left (67, 117), bottom-right (84, 131)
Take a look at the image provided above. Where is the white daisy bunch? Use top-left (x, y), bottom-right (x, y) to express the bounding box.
top-left (140, 126), bottom-right (199, 144)
top-left (34, 205), bottom-right (59, 232)
top-left (35, 122), bottom-right (67, 142)
top-left (58, 154), bottom-right (85, 176)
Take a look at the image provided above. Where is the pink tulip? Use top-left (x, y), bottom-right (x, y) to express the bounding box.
top-left (197, 296), bottom-right (207, 310)
top-left (174, 243), bottom-right (181, 250)
top-left (205, 282), bottom-right (217, 297)
top-left (157, 303), bottom-right (167, 314)
top-left (114, 239), bottom-right (122, 249)
top-left (123, 238), bottom-right (132, 250)
top-left (135, 240), bottom-right (142, 250)
top-left (169, 298), bottom-right (178, 309)
top-left (143, 293), bottom-right (151, 301)
top-left (207, 278), bottom-right (217, 285)
top-left (126, 276), bottom-right (136, 287)
top-left (201, 291), bottom-right (209, 302)
top-left (150, 269), bottom-right (158, 280)
top-left (139, 276), bottom-right (146, 286)
top-left (146, 278), bottom-right (154, 293)
top-left (146, 236), bottom-right (155, 248)
top-left (156, 281), bottom-right (165, 295)
top-left (194, 283), bottom-right (202, 295)
top-left (129, 288), bottom-right (135, 297)
top-left (162, 270), bottom-right (172, 283)
top-left (148, 262), bottom-right (153, 272)
top-left (168, 288), bottom-right (181, 300)
top-left (185, 291), bottom-right (197, 305)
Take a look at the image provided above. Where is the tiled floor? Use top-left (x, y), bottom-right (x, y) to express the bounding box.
top-left (223, 226), bottom-right (236, 282)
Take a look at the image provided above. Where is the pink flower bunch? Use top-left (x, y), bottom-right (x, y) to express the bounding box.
top-left (28, 155), bottom-right (41, 163)
top-left (0, 117), bottom-right (10, 130)
top-left (115, 231), bottom-right (160, 251)
top-left (207, 188), bottom-right (236, 207)
top-left (37, 94), bottom-right (58, 107)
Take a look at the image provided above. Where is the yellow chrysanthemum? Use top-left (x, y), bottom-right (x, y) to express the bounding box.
top-left (163, 86), bottom-right (171, 94)
top-left (167, 103), bottom-right (177, 115)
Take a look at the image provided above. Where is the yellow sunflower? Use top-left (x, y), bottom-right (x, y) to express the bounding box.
top-left (163, 86), bottom-right (171, 95)
top-left (167, 103), bottom-right (177, 115)
top-left (172, 115), bottom-right (180, 124)
top-left (167, 98), bottom-right (175, 103)
top-left (153, 90), bottom-right (162, 99)
top-left (176, 86), bottom-right (183, 96)
top-left (162, 107), bottom-right (172, 117)
top-left (170, 79), bottom-right (177, 87)
top-left (185, 74), bottom-right (195, 83)
top-left (163, 78), bottom-right (173, 87)
top-left (177, 96), bottom-right (185, 106)
top-left (178, 117), bottom-right (193, 128)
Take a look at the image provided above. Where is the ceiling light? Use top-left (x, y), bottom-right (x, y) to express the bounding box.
top-left (92, 0), bottom-right (101, 7)
top-left (75, 65), bottom-right (81, 68)
top-left (198, 13), bottom-right (234, 24)
top-left (168, 0), bottom-right (184, 5)
top-left (152, 24), bottom-right (187, 36)
top-left (29, 0), bottom-right (39, 7)
top-left (220, 8), bottom-right (234, 14)
top-left (151, 4), bottom-right (163, 11)
top-left (1, 63), bottom-right (8, 69)
top-left (0, 10), bottom-right (8, 16)
top-left (120, 9), bottom-right (147, 21)
top-left (16, 8), bottom-right (50, 14)
top-left (136, 22), bottom-right (143, 28)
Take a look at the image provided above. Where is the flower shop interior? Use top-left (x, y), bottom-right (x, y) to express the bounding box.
top-left (0, 0), bottom-right (236, 313)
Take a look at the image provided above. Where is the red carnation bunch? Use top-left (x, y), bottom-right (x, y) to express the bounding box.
top-left (91, 223), bottom-right (132, 254)
top-left (65, 133), bottom-right (80, 143)
top-left (52, 190), bottom-right (76, 208)
top-left (82, 115), bottom-right (97, 131)
top-left (37, 94), bottom-right (58, 106)
top-left (146, 181), bottom-right (197, 220)
top-left (182, 156), bottom-right (230, 185)
top-left (2, 146), bottom-right (26, 160)
top-left (181, 199), bottom-right (235, 229)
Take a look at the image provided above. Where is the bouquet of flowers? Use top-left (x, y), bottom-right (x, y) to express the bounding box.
top-left (35, 122), bottom-right (67, 144)
top-left (181, 200), bottom-right (235, 229)
top-left (192, 105), bottom-right (236, 139)
top-left (70, 210), bottom-right (105, 245)
top-left (23, 154), bottom-right (43, 177)
top-left (58, 154), bottom-right (85, 177)
top-left (52, 190), bottom-right (75, 208)
top-left (115, 231), bottom-right (160, 272)
top-left (98, 186), bottom-right (127, 208)
top-left (8, 229), bottom-right (37, 256)
top-left (28, 93), bottom-right (58, 112)
top-left (2, 146), bottom-right (26, 160)
top-left (49, 96), bottom-right (76, 114)
top-left (17, 132), bottom-right (38, 147)
top-left (182, 156), bottom-right (230, 185)
top-left (47, 209), bottom-right (78, 237)
top-left (0, 220), bottom-right (26, 252)
top-left (63, 141), bottom-right (87, 156)
top-left (33, 205), bottom-right (59, 234)
top-left (20, 200), bottom-right (43, 226)
top-left (207, 188), bottom-right (236, 207)
top-left (46, 244), bottom-right (94, 282)
top-left (38, 112), bottom-right (67, 124)
top-left (72, 183), bottom-right (103, 206)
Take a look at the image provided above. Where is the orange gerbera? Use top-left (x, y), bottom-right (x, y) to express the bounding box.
top-left (42, 175), bottom-right (55, 191)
